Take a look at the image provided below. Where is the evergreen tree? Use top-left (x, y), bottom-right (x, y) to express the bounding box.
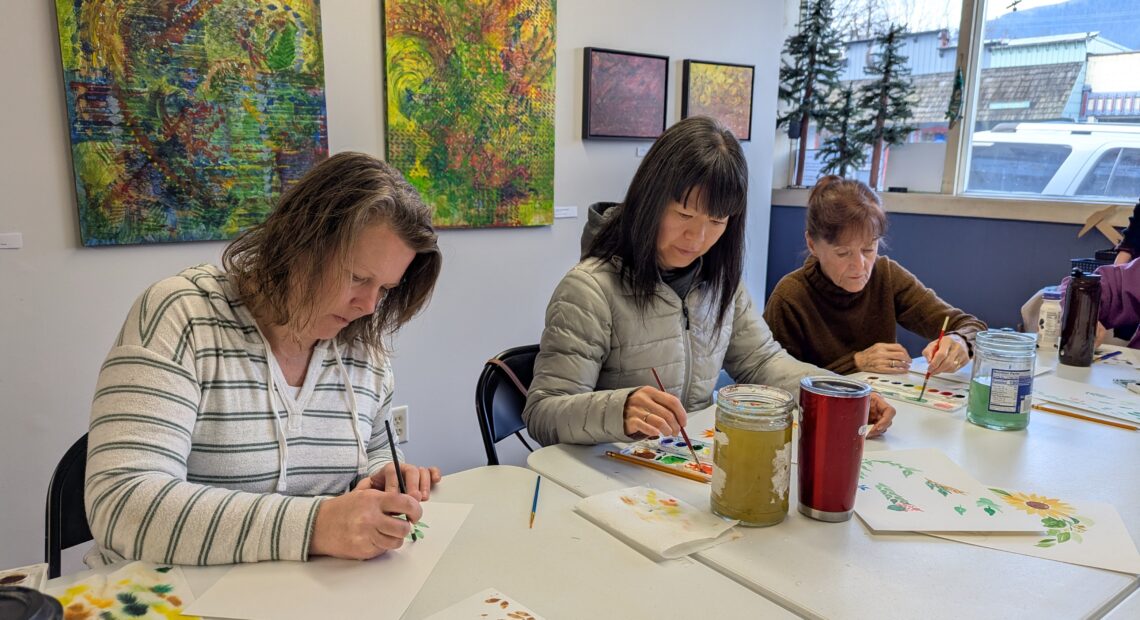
top-left (818, 84), bottom-right (866, 177)
top-left (855, 23), bottom-right (917, 189)
top-left (778, 0), bottom-right (845, 186)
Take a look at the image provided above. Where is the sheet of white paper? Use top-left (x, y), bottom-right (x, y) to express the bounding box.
top-left (910, 357), bottom-right (1056, 384)
top-left (424, 587), bottom-right (546, 620)
top-left (855, 449), bottom-right (1042, 533)
top-left (574, 486), bottom-right (736, 561)
top-left (1033, 374), bottom-right (1140, 424)
top-left (185, 502), bottom-right (472, 620)
top-left (935, 491), bottom-right (1140, 575)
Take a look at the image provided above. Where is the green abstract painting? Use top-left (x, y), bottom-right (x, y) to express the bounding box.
top-left (55, 0), bottom-right (328, 246)
top-left (384, 0), bottom-right (556, 228)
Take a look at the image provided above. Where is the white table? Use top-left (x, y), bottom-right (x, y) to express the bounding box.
top-left (528, 357), bottom-right (1140, 619)
top-left (47, 465), bottom-right (792, 619)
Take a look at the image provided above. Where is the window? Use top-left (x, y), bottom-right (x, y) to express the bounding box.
top-left (778, 0), bottom-right (1140, 213)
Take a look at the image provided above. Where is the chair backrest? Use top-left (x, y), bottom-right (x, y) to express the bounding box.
top-left (45, 433), bottom-right (92, 579)
top-left (475, 344), bottom-right (540, 465)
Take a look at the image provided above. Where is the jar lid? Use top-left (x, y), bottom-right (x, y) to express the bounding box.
top-left (0, 587), bottom-right (63, 620)
top-left (799, 375), bottom-right (871, 398)
top-left (1043, 287), bottom-right (1062, 300)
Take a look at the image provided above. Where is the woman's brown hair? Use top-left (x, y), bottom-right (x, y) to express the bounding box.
top-left (805, 175), bottom-right (888, 244)
top-left (223, 152), bottom-right (441, 351)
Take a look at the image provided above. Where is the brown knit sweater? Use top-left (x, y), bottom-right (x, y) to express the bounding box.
top-left (764, 255), bottom-right (987, 374)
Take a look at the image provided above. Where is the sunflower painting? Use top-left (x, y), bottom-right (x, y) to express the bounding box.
top-left (990, 488), bottom-right (1091, 548)
top-left (383, 0), bottom-right (556, 228)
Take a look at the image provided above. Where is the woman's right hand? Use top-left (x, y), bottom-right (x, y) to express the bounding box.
top-left (623, 386), bottom-right (687, 437)
top-left (308, 489), bottom-right (421, 560)
top-left (854, 343), bottom-right (911, 374)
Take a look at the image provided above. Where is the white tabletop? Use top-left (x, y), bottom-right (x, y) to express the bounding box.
top-left (528, 356), bottom-right (1140, 619)
top-left (47, 465), bottom-right (793, 619)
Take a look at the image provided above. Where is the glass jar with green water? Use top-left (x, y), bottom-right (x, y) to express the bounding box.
top-left (966, 330), bottom-right (1037, 431)
top-left (711, 384), bottom-right (794, 526)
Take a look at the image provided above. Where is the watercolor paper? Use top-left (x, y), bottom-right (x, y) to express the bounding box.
top-left (855, 449), bottom-right (1042, 532)
top-left (909, 357), bottom-right (1056, 385)
top-left (186, 502), bottom-right (472, 620)
top-left (574, 486), bottom-right (736, 561)
top-left (0, 562), bottom-right (47, 592)
top-left (425, 588), bottom-right (545, 620)
top-left (935, 489), bottom-right (1140, 575)
top-left (47, 562), bottom-right (198, 619)
top-left (1033, 374), bottom-right (1140, 425)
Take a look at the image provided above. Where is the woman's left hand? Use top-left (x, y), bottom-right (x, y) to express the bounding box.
top-left (866, 393), bottom-right (895, 438)
top-left (923, 333), bottom-right (969, 375)
top-left (356, 462), bottom-right (442, 501)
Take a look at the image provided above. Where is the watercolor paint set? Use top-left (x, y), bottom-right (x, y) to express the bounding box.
top-left (866, 375), bottom-right (969, 412)
top-left (620, 436), bottom-right (713, 480)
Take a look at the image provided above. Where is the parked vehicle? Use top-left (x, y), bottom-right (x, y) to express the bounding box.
top-left (968, 122), bottom-right (1140, 200)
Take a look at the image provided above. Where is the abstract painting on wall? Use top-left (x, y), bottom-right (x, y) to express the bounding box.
top-left (384, 1), bottom-right (556, 228)
top-left (582, 47), bottom-right (668, 140)
top-left (682, 60), bottom-right (755, 141)
top-left (55, 1), bottom-right (329, 246)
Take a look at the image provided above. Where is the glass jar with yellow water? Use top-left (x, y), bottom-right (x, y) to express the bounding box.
top-left (711, 384), bottom-right (794, 527)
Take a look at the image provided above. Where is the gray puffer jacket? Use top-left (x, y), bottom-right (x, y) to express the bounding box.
top-left (523, 203), bottom-right (823, 446)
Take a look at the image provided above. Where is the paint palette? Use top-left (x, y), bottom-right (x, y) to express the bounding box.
top-left (620, 436), bottom-right (713, 480)
top-left (866, 375), bottom-right (969, 412)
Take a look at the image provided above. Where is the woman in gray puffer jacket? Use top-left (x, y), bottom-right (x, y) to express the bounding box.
top-left (523, 117), bottom-right (895, 446)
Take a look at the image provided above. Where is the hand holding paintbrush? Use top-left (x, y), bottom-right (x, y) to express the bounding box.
top-left (917, 316), bottom-right (950, 402)
top-left (650, 368), bottom-right (703, 468)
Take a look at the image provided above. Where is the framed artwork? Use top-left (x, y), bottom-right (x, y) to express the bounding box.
top-left (582, 47), bottom-right (668, 140)
top-left (682, 59), bottom-right (755, 141)
top-left (54, 0), bottom-right (328, 246)
top-left (383, 0), bottom-right (556, 228)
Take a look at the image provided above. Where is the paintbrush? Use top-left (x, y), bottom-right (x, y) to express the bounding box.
top-left (529, 475), bottom-right (541, 528)
top-left (917, 316), bottom-right (950, 403)
top-left (650, 368), bottom-right (702, 468)
top-left (383, 419), bottom-right (417, 542)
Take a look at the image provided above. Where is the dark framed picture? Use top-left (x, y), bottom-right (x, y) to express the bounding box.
top-left (682, 59), bottom-right (755, 141)
top-left (583, 47), bottom-right (668, 140)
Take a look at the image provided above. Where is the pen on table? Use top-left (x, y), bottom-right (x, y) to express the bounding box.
top-left (529, 475), bottom-right (541, 529)
top-left (383, 419), bottom-right (418, 541)
top-left (650, 367), bottom-right (702, 468)
top-left (917, 316), bottom-right (950, 402)
top-left (605, 450), bottom-right (710, 483)
top-left (1093, 350), bottom-right (1122, 363)
top-left (1031, 404), bottom-right (1138, 431)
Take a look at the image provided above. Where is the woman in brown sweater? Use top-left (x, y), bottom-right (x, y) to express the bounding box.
top-left (764, 176), bottom-right (986, 376)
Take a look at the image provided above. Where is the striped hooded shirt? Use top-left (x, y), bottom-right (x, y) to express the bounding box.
top-left (85, 264), bottom-right (399, 566)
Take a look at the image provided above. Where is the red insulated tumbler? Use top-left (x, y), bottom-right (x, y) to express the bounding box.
top-left (797, 376), bottom-right (871, 522)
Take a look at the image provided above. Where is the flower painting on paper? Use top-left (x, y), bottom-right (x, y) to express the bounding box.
top-left (384, 0), bottom-right (556, 228)
top-left (50, 562), bottom-right (199, 620)
top-left (989, 488), bottom-right (1091, 548)
top-left (54, 0), bottom-right (328, 245)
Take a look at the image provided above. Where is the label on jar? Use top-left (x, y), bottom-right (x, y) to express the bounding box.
top-left (988, 368), bottom-right (1033, 413)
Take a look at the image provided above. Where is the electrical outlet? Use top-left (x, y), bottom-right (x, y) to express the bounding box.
top-left (390, 405), bottom-right (409, 443)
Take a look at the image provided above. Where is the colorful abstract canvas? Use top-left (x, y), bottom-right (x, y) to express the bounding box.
top-left (384, 1), bottom-right (556, 228)
top-left (54, 1), bottom-right (329, 246)
top-left (682, 60), bottom-right (755, 141)
top-left (583, 48), bottom-right (668, 140)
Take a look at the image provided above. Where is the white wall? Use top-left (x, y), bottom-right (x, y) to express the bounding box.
top-left (0, 0), bottom-right (784, 568)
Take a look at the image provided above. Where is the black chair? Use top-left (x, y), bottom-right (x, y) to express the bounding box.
top-left (475, 345), bottom-right (539, 465)
top-left (45, 434), bottom-right (92, 579)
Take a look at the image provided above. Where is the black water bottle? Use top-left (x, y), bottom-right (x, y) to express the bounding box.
top-left (1058, 268), bottom-right (1101, 367)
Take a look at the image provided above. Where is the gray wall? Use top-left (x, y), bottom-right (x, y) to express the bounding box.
top-left (765, 205), bottom-right (1112, 354)
top-left (0, 1), bottom-right (786, 568)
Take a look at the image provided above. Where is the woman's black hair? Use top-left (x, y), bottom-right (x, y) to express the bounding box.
top-left (586, 116), bottom-right (748, 327)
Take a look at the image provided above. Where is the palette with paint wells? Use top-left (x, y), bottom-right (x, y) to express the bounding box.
top-left (620, 435), bottom-right (714, 480)
top-left (866, 375), bottom-right (969, 412)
